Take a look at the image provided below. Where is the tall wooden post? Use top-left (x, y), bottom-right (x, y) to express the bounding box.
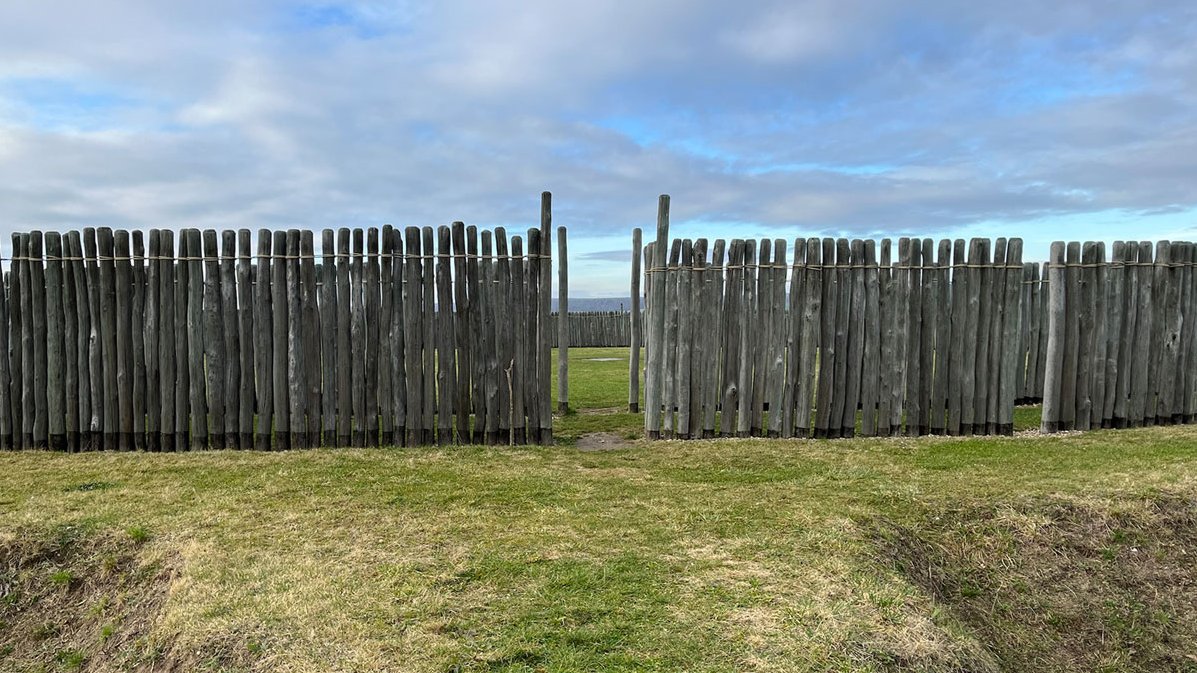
top-left (557, 226), bottom-right (569, 414)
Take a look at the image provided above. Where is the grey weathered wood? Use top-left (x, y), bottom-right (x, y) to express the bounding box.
top-left (320, 230), bottom-right (337, 446)
top-left (436, 226), bottom-right (455, 445)
top-left (271, 230), bottom-right (290, 449)
top-left (538, 193), bottom-right (553, 444)
top-left (510, 235), bottom-right (527, 444)
top-left (528, 235), bottom-right (548, 443)
top-left (1074, 242), bottom-right (1096, 430)
top-left (961, 239), bottom-right (982, 434)
top-left (301, 231), bottom-right (321, 446)
top-left (899, 238), bottom-right (919, 435)
top-left (349, 229), bottom-right (365, 446)
top-left (985, 238), bottom-right (1006, 434)
top-left (203, 230), bottom-right (226, 450)
top-left (970, 239), bottom-right (992, 433)
top-left (1178, 242), bottom-right (1195, 422)
top-left (720, 240), bottom-right (742, 436)
top-left (676, 240), bottom-right (694, 438)
top-left (900, 239), bottom-right (920, 435)
top-left (61, 233), bottom-right (79, 451)
top-left (112, 230), bottom-right (132, 450)
top-left (1024, 262), bottom-right (1042, 403)
top-left (391, 227), bottom-right (406, 442)
top-left (629, 228), bottom-right (643, 413)
top-left (336, 228), bottom-right (352, 446)
top-left (526, 229), bottom-right (543, 443)
top-left (19, 233), bottom-right (35, 449)
top-left (931, 240), bottom-right (951, 434)
top-left (1091, 242), bottom-right (1108, 428)
top-left (765, 240), bottom-right (786, 437)
top-left (1029, 261), bottom-right (1048, 397)
top-left (645, 196), bottom-right (670, 438)
top-left (947, 239), bottom-right (967, 435)
top-left (703, 239), bottom-right (725, 438)
top-left (364, 229), bottom-right (380, 446)
top-left (1104, 241), bottom-right (1126, 427)
top-left (828, 239), bottom-right (850, 437)
top-left (0, 238), bottom-right (12, 449)
top-left (878, 239), bottom-right (894, 435)
top-left (237, 230), bottom-right (254, 449)
top-left (1161, 241), bottom-right (1182, 423)
top-left (1146, 241), bottom-right (1167, 424)
top-left (1184, 243), bottom-right (1197, 422)
top-left (174, 230), bottom-right (190, 451)
top-left (858, 240), bottom-right (880, 436)
top-left (451, 222), bottom-right (469, 441)
top-left (8, 234), bottom-right (24, 448)
top-left (1041, 242), bottom-right (1066, 432)
top-left (221, 231), bottom-right (240, 448)
top-left (557, 226), bottom-right (569, 414)
top-left (379, 226), bottom-right (395, 446)
top-left (840, 239), bottom-right (865, 437)
top-left (421, 227), bottom-right (436, 444)
top-left (690, 239), bottom-right (709, 438)
top-left (318, 229), bottom-right (337, 445)
top-left (285, 230), bottom-right (305, 448)
top-left (1019, 261), bottom-right (1038, 399)
top-left (479, 230), bottom-right (498, 443)
top-left (144, 231), bottom-right (159, 451)
top-left (29, 233), bottom-right (49, 449)
top-left (254, 230), bottom-right (274, 450)
top-left (1059, 241), bottom-right (1080, 430)
top-left (494, 228), bottom-right (512, 441)
top-left (90, 231), bottom-right (111, 448)
top-left (45, 232), bottom-right (66, 451)
top-left (663, 238), bottom-right (682, 437)
top-left (815, 238), bottom-right (838, 438)
top-left (69, 232), bottom-right (91, 451)
top-left (998, 238), bottom-right (1022, 435)
top-left (402, 227), bottom-right (424, 444)
top-left (465, 226), bottom-right (480, 442)
top-left (751, 239), bottom-right (771, 436)
top-left (917, 238), bottom-right (935, 434)
top-left (781, 238), bottom-right (804, 437)
top-left (186, 229), bottom-right (207, 449)
top-left (735, 239), bottom-right (756, 437)
top-left (131, 232), bottom-right (146, 450)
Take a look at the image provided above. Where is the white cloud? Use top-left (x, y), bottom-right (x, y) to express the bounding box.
top-left (0, 0), bottom-right (1194, 292)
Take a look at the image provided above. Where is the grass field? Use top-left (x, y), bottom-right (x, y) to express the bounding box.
top-left (2, 348), bottom-right (1196, 672)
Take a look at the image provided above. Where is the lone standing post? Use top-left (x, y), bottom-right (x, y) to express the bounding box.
top-left (645, 195), bottom-right (670, 438)
top-left (557, 226), bottom-right (569, 414)
top-left (629, 227), bottom-right (643, 412)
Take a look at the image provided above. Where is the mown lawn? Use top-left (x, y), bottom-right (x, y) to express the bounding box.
top-left (2, 348), bottom-right (1194, 673)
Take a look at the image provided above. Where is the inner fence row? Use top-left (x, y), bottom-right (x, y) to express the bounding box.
top-left (549, 311), bottom-right (640, 348)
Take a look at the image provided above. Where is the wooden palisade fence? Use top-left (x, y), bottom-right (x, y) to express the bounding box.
top-left (0, 194), bottom-right (556, 451)
top-left (549, 311), bottom-right (640, 348)
top-left (641, 195), bottom-right (1034, 439)
top-left (1041, 240), bottom-right (1197, 432)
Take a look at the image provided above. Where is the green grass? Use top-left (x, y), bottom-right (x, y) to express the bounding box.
top-left (1, 348), bottom-right (1193, 672)
top-left (551, 347), bottom-right (1044, 439)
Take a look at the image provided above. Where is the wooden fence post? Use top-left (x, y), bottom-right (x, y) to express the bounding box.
top-left (156, 227), bottom-right (174, 452)
top-left (645, 195), bottom-right (670, 439)
top-left (557, 226), bottom-right (569, 414)
top-left (1041, 241), bottom-right (1066, 432)
top-left (629, 228), bottom-right (642, 412)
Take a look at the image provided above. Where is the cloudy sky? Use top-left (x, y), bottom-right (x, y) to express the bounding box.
top-left (1, 1), bottom-right (1194, 295)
